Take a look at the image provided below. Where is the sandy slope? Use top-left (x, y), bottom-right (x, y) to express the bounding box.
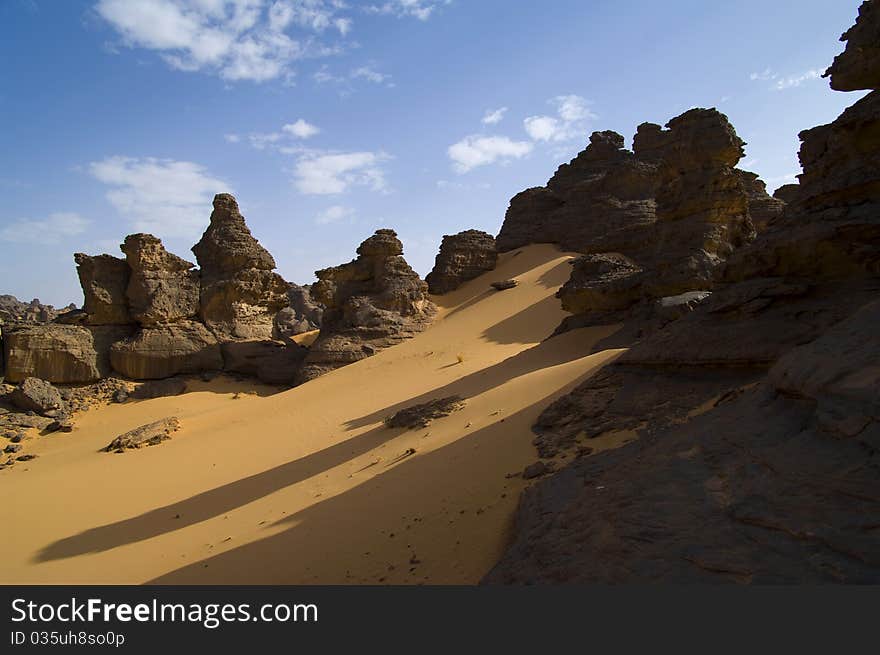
top-left (0, 244), bottom-right (622, 584)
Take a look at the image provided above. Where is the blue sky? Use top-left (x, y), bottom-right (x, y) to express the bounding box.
top-left (0, 0), bottom-right (868, 307)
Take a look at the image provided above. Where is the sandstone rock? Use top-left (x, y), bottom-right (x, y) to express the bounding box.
top-left (122, 234), bottom-right (199, 326)
top-left (110, 321), bottom-right (222, 380)
top-left (491, 279), bottom-right (518, 291)
top-left (2, 324), bottom-right (133, 384)
top-left (772, 184), bottom-right (801, 204)
top-left (74, 253), bottom-right (132, 325)
top-left (273, 283), bottom-right (323, 340)
top-left (10, 377), bottom-right (63, 415)
top-left (103, 417), bottom-right (180, 451)
top-left (425, 230), bottom-right (498, 294)
top-left (192, 194), bottom-right (288, 340)
top-left (737, 170), bottom-right (786, 232)
top-left (522, 461), bottom-right (552, 480)
top-left (220, 340), bottom-right (307, 385)
top-left (385, 396), bottom-right (465, 429)
top-left (298, 230), bottom-right (435, 382)
top-left (824, 0), bottom-right (880, 92)
top-left (557, 253), bottom-right (643, 313)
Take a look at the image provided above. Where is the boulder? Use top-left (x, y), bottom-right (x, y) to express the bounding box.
top-left (121, 234), bottom-right (200, 326)
top-left (557, 253), bottom-right (644, 314)
top-left (110, 321), bottom-right (222, 380)
top-left (425, 230), bottom-right (498, 294)
top-left (192, 194), bottom-right (288, 340)
top-left (298, 229), bottom-right (435, 382)
top-left (74, 253), bottom-right (132, 325)
top-left (10, 378), bottom-right (63, 415)
top-left (2, 324), bottom-right (133, 384)
top-left (385, 396), bottom-right (465, 429)
top-left (103, 417), bottom-right (180, 451)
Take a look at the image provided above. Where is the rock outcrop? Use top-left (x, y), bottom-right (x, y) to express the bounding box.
top-left (273, 283), bottom-right (323, 340)
top-left (110, 321), bottom-right (222, 380)
top-left (121, 234), bottom-right (200, 326)
top-left (425, 230), bottom-right (498, 294)
top-left (2, 324), bottom-right (133, 384)
top-left (74, 253), bottom-right (131, 325)
top-left (192, 194), bottom-right (288, 341)
top-left (497, 109), bottom-right (769, 319)
top-left (0, 296), bottom-right (72, 326)
top-left (297, 229), bottom-right (435, 382)
top-left (486, 2), bottom-right (880, 584)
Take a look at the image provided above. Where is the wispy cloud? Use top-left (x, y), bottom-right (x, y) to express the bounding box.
top-left (314, 63), bottom-right (394, 92)
top-left (94, 0), bottom-right (434, 83)
top-left (89, 156), bottom-right (230, 238)
top-left (364, 0), bottom-right (450, 21)
top-left (750, 66), bottom-right (823, 90)
top-left (481, 107), bottom-right (507, 125)
top-left (293, 150), bottom-right (390, 194)
top-left (315, 204), bottom-right (355, 225)
top-left (0, 212), bottom-right (91, 244)
top-left (447, 135), bottom-right (533, 173)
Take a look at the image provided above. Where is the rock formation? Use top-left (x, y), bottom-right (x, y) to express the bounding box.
top-left (425, 230), bottom-right (498, 294)
top-left (496, 109), bottom-right (773, 320)
top-left (4, 192), bottom-right (308, 385)
top-left (297, 229), bottom-right (435, 382)
top-left (0, 296), bottom-right (72, 326)
top-left (192, 194), bottom-right (288, 341)
top-left (121, 234), bottom-right (199, 326)
top-left (2, 324), bottom-right (133, 384)
top-left (486, 2), bottom-right (880, 584)
top-left (273, 283), bottom-right (323, 340)
top-left (73, 253), bottom-right (131, 325)
top-left (10, 377), bottom-right (63, 415)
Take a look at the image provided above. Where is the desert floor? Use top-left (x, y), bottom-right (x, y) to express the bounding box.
top-left (0, 244), bottom-right (625, 584)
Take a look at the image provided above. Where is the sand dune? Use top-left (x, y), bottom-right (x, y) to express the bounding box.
top-left (0, 245), bottom-right (623, 584)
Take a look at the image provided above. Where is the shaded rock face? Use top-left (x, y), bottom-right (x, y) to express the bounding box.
top-left (110, 321), bottom-right (222, 380)
top-left (74, 253), bottom-right (131, 325)
top-left (497, 109), bottom-right (766, 317)
top-left (2, 324), bottom-right (133, 384)
top-left (486, 5), bottom-right (880, 584)
top-left (193, 194), bottom-right (288, 340)
top-left (221, 340), bottom-right (307, 385)
top-left (425, 230), bottom-right (498, 295)
top-left (824, 0), bottom-right (879, 92)
top-left (297, 229), bottom-right (435, 382)
top-left (772, 183), bottom-right (801, 204)
top-left (122, 234), bottom-right (200, 326)
top-left (273, 283), bottom-right (323, 340)
top-left (557, 253), bottom-right (643, 314)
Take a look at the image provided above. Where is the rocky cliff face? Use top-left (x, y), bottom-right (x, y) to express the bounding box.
top-left (297, 229), bottom-right (435, 382)
top-left (425, 230), bottom-right (498, 294)
top-left (192, 194), bottom-right (289, 341)
top-left (486, 1), bottom-right (880, 584)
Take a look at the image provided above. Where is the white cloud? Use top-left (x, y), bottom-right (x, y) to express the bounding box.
top-left (750, 66), bottom-right (823, 90)
top-left (351, 65), bottom-right (391, 84)
top-left (365, 0), bottom-right (450, 21)
top-left (89, 156), bottom-right (230, 238)
top-left (315, 204), bottom-right (355, 225)
top-left (775, 69), bottom-right (823, 90)
top-left (293, 150), bottom-right (390, 194)
top-left (224, 133), bottom-right (241, 143)
top-left (282, 118), bottom-right (320, 138)
top-left (523, 94), bottom-right (596, 142)
top-left (0, 212), bottom-right (91, 244)
top-left (94, 0), bottom-right (378, 82)
top-left (481, 107), bottom-right (507, 125)
top-left (447, 135), bottom-right (533, 173)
